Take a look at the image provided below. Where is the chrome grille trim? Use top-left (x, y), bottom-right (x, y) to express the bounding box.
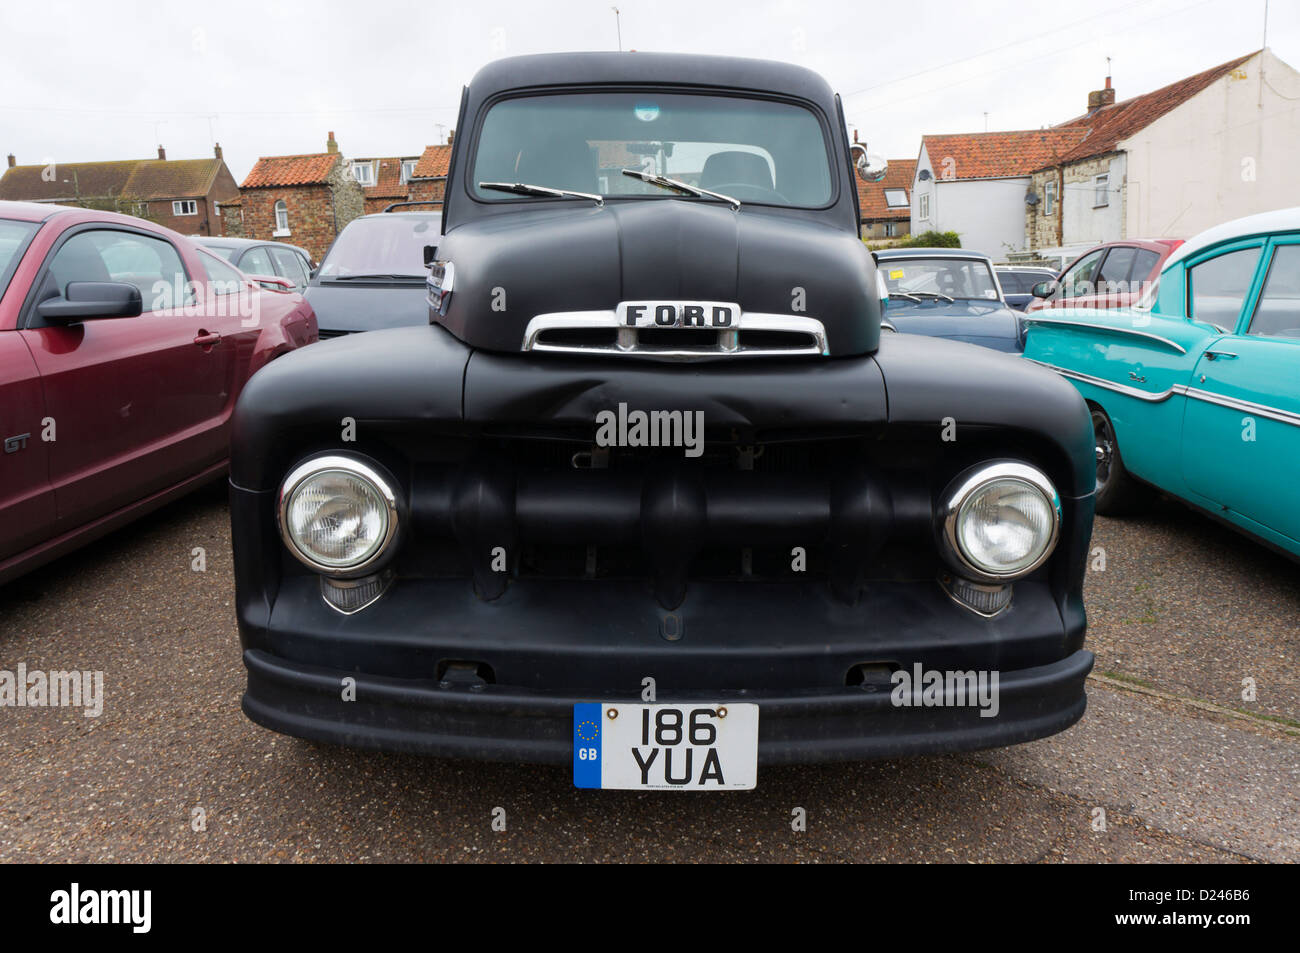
top-left (521, 310), bottom-right (830, 359)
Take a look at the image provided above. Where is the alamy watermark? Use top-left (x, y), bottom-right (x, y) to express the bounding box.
top-left (890, 664), bottom-right (1000, 718)
top-left (595, 402), bottom-right (704, 458)
top-left (0, 663), bottom-right (104, 717)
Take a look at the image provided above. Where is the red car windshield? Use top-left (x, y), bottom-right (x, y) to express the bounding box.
top-left (0, 218), bottom-right (39, 302)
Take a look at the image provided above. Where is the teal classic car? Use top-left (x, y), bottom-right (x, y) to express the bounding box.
top-left (1022, 207), bottom-right (1300, 558)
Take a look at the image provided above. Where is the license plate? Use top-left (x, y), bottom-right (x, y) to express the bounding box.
top-left (573, 702), bottom-right (759, 790)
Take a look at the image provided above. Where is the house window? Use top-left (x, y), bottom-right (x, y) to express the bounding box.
top-left (172, 200), bottom-right (197, 216)
top-left (918, 193), bottom-right (930, 220)
top-left (883, 188), bottom-right (908, 208)
top-left (352, 162), bottom-right (375, 185)
top-left (1094, 174), bottom-right (1109, 208)
top-left (400, 159), bottom-right (417, 183)
top-left (1043, 180), bottom-right (1056, 216)
top-left (274, 200), bottom-right (289, 236)
top-left (884, 222), bottom-right (897, 237)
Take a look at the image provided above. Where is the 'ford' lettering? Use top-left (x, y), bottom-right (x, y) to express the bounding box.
top-left (620, 302), bottom-right (737, 329)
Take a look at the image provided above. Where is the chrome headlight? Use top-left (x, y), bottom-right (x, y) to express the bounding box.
top-left (277, 455), bottom-right (400, 577)
top-left (938, 461), bottom-right (1061, 581)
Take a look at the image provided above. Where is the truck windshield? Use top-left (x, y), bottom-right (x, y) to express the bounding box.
top-left (880, 258), bottom-right (1001, 301)
top-left (471, 91), bottom-right (834, 208)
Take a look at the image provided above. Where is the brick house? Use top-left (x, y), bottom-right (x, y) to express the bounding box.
top-left (406, 138), bottom-right (453, 208)
top-left (0, 144), bottom-right (238, 235)
top-left (228, 132), bottom-right (364, 261)
top-left (855, 157), bottom-right (916, 241)
top-left (352, 154), bottom-right (423, 214)
top-left (1026, 49), bottom-right (1300, 249)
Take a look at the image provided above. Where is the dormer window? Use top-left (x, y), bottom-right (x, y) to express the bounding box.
top-left (352, 162), bottom-right (375, 186)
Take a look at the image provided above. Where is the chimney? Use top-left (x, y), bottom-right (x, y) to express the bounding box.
top-left (326, 131), bottom-right (339, 154)
top-left (6, 154), bottom-right (14, 169)
top-left (157, 145), bottom-right (166, 160)
top-left (214, 142), bottom-right (223, 160)
top-left (1088, 75), bottom-right (1116, 110)
top-left (446, 129), bottom-right (455, 145)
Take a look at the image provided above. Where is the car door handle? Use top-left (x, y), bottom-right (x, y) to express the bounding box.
top-left (1204, 349), bottom-right (1238, 360)
top-left (194, 330), bottom-right (221, 347)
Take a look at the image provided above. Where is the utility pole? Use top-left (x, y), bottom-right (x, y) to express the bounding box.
top-left (612, 7), bottom-right (622, 51)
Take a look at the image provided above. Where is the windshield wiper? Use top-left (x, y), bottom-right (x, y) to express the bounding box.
top-left (620, 169), bottom-right (741, 210)
top-left (329, 273), bottom-right (424, 280)
top-left (889, 291), bottom-right (922, 303)
top-left (909, 290), bottom-right (956, 303)
top-left (479, 181), bottom-right (604, 207)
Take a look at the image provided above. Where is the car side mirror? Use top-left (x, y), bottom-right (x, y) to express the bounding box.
top-left (423, 244), bottom-right (438, 268)
top-left (850, 142), bottom-right (887, 183)
top-left (36, 281), bottom-right (143, 324)
top-left (1031, 281), bottom-right (1055, 299)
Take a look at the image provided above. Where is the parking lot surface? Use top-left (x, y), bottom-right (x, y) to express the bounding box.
top-left (1, 489), bottom-right (1296, 862)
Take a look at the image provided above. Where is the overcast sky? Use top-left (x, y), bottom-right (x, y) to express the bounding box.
top-left (0, 0), bottom-right (1294, 182)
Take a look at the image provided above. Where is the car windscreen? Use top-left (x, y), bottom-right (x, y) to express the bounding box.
top-left (471, 91), bottom-right (835, 208)
top-left (205, 245), bottom-right (238, 262)
top-left (0, 219), bottom-right (39, 303)
top-left (317, 215), bottom-right (441, 279)
top-left (881, 257), bottom-right (1000, 300)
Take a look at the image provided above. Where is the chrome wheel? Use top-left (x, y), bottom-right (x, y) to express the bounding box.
top-left (1092, 410), bottom-right (1115, 493)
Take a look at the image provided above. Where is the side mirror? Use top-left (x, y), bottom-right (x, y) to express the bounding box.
top-left (850, 142), bottom-right (888, 183)
top-left (37, 281), bottom-right (142, 324)
top-left (423, 244), bottom-right (438, 268)
top-left (1031, 281), bottom-right (1055, 299)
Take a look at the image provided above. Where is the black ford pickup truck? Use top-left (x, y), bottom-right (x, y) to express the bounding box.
top-left (230, 52), bottom-right (1095, 790)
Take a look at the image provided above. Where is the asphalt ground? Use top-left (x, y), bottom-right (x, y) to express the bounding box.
top-left (1, 487), bottom-right (1296, 862)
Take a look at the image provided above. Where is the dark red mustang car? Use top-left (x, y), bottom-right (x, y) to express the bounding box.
top-left (0, 201), bottom-right (316, 585)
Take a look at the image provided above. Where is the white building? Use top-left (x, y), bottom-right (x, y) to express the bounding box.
top-left (911, 129), bottom-right (1088, 256)
top-left (1027, 49), bottom-right (1300, 249)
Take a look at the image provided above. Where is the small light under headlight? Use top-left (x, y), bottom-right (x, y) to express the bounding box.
top-left (939, 461), bottom-right (1060, 582)
top-left (278, 456), bottom-right (399, 576)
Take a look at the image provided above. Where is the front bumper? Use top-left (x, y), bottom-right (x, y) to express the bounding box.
top-left (239, 573), bottom-right (1093, 765)
top-left (243, 645), bottom-right (1093, 764)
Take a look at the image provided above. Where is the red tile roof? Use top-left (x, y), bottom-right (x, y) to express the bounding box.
top-left (354, 156), bottom-right (420, 198)
top-left (1050, 51), bottom-right (1258, 164)
top-left (855, 159), bottom-right (916, 220)
top-left (412, 144), bottom-right (452, 179)
top-left (921, 129), bottom-right (1090, 181)
top-left (241, 152), bottom-right (339, 188)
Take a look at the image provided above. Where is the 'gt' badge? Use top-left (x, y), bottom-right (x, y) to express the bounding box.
top-left (618, 301), bottom-right (737, 329)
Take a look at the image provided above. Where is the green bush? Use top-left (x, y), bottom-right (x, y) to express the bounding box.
top-left (900, 230), bottom-right (961, 248)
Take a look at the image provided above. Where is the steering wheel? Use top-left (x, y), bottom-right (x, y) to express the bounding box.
top-left (705, 182), bottom-right (791, 204)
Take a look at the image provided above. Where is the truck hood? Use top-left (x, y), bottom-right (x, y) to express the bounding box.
top-left (433, 199), bottom-right (882, 357)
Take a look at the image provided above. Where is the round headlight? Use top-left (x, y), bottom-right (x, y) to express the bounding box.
top-left (278, 456), bottom-right (399, 576)
top-left (939, 462), bottom-right (1060, 581)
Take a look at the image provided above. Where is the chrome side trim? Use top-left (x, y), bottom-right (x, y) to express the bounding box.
top-left (1021, 315), bottom-right (1187, 354)
top-left (1175, 386), bottom-right (1300, 428)
top-left (1024, 359), bottom-right (1178, 403)
top-left (521, 310), bottom-right (830, 359)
